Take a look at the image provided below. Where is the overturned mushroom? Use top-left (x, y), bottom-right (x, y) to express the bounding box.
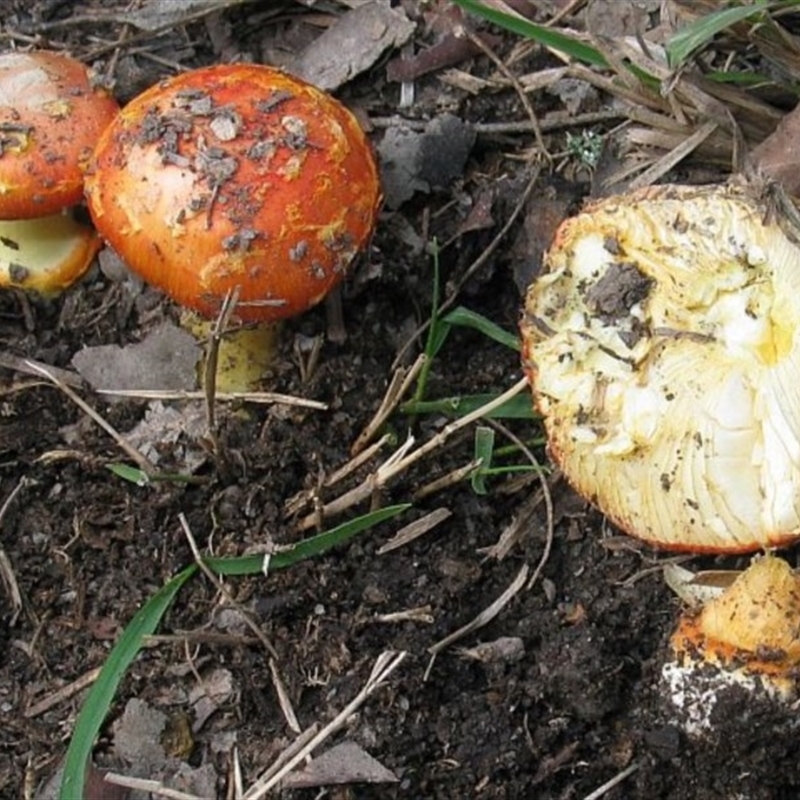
top-left (521, 183), bottom-right (800, 552)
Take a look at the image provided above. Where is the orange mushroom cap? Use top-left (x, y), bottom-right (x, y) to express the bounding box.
top-left (85, 64), bottom-right (382, 324)
top-left (0, 51), bottom-right (119, 219)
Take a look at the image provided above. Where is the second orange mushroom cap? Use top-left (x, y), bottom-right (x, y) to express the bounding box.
top-left (85, 64), bottom-right (382, 323)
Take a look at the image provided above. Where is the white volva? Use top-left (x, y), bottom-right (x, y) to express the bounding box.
top-left (522, 184), bottom-right (800, 551)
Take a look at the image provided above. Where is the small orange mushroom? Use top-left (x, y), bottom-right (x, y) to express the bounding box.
top-left (0, 51), bottom-right (119, 292)
top-left (0, 50), bottom-right (119, 219)
top-left (662, 556), bottom-right (800, 736)
top-left (85, 63), bottom-right (381, 325)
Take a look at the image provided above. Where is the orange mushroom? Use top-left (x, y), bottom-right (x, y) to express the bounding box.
top-left (85, 63), bottom-right (381, 325)
top-left (0, 51), bottom-right (119, 293)
top-left (662, 556), bottom-right (800, 736)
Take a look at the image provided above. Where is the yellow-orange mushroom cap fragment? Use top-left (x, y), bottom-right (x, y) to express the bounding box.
top-left (662, 556), bottom-right (800, 736)
top-left (521, 183), bottom-right (800, 552)
top-left (0, 51), bottom-right (119, 219)
top-left (85, 64), bottom-right (381, 324)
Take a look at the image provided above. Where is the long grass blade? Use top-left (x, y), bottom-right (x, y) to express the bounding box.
top-left (452, 0), bottom-right (608, 67)
top-left (59, 564), bottom-right (198, 799)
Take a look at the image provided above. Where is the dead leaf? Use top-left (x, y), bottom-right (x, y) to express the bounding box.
top-left (124, 400), bottom-right (208, 470)
top-left (751, 104), bottom-right (800, 196)
top-left (189, 667), bottom-right (236, 730)
top-left (71, 322), bottom-right (200, 394)
top-left (117, 0), bottom-right (250, 32)
top-left (290, 2), bottom-right (416, 91)
top-left (280, 741), bottom-right (398, 788)
top-left (378, 115), bottom-right (476, 208)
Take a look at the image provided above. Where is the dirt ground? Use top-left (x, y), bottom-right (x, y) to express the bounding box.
top-left (3, 1), bottom-right (800, 799)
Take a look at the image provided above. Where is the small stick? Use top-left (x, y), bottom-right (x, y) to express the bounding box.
top-left (25, 667), bottom-right (102, 718)
top-left (296, 377), bottom-right (529, 530)
top-left (427, 563), bottom-right (529, 658)
top-left (351, 353), bottom-right (426, 455)
top-left (178, 514), bottom-right (278, 661)
top-left (97, 388), bottom-right (328, 409)
top-left (23, 360), bottom-right (155, 476)
top-left (242, 651), bottom-right (406, 799)
top-left (0, 477), bottom-right (28, 625)
top-left (583, 762), bottom-right (641, 800)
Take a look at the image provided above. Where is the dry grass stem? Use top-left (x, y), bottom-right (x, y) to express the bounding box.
top-left (240, 724), bottom-right (319, 793)
top-left (23, 360), bottom-right (156, 475)
top-left (351, 354), bottom-right (426, 455)
top-left (203, 287), bottom-right (240, 434)
top-left (0, 351), bottom-right (83, 386)
top-left (582, 762), bottom-right (641, 800)
top-left (178, 514), bottom-right (279, 662)
top-left (411, 458), bottom-right (482, 502)
top-left (481, 487), bottom-right (546, 561)
top-left (269, 657), bottom-right (302, 735)
top-left (284, 434), bottom-right (391, 518)
top-left (242, 651), bottom-right (407, 799)
top-left (297, 378), bottom-right (529, 531)
top-left (627, 119), bottom-right (719, 189)
top-left (377, 507), bottom-right (453, 554)
top-left (97, 388), bottom-right (328, 409)
top-left (428, 563), bottom-right (530, 658)
top-left (459, 25), bottom-right (549, 158)
top-left (0, 477), bottom-right (28, 625)
top-left (102, 773), bottom-right (206, 800)
top-left (24, 667), bottom-right (102, 718)
top-left (374, 605), bottom-right (435, 625)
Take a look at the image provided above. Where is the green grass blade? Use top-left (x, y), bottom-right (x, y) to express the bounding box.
top-left (471, 426), bottom-right (495, 494)
top-left (106, 463), bottom-right (150, 486)
top-left (452, 0), bottom-right (608, 67)
top-left (666, 1), bottom-right (770, 68)
top-left (403, 392), bottom-right (537, 419)
top-left (205, 504), bottom-right (412, 576)
top-left (442, 307), bottom-right (520, 351)
top-left (59, 503), bottom-right (409, 797)
top-left (59, 563), bottom-right (198, 800)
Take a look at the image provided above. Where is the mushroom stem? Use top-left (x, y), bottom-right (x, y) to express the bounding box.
top-left (181, 311), bottom-right (280, 393)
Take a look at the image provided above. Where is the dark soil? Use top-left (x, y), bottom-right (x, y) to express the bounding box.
top-left (3, 2), bottom-right (800, 799)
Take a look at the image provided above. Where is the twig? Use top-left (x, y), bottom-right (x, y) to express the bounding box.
top-left (23, 360), bottom-right (156, 475)
top-left (0, 477), bottom-right (28, 625)
top-left (582, 762), bottom-right (641, 800)
top-left (284, 434), bottom-right (392, 519)
top-left (427, 563), bottom-right (530, 658)
top-left (203, 287), bottom-right (240, 434)
top-left (377, 507), bottom-right (452, 554)
top-left (0, 351), bottom-right (84, 387)
top-left (24, 667), bottom-right (101, 718)
top-left (97, 388), bottom-right (327, 409)
top-left (103, 773), bottom-right (206, 800)
top-left (627, 120), bottom-right (719, 190)
top-left (242, 651), bottom-right (407, 799)
top-left (351, 353), bottom-right (426, 455)
top-left (178, 514), bottom-right (278, 662)
top-left (296, 378), bottom-right (529, 531)
top-left (484, 419), bottom-right (556, 591)
top-left (458, 25), bottom-right (549, 159)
